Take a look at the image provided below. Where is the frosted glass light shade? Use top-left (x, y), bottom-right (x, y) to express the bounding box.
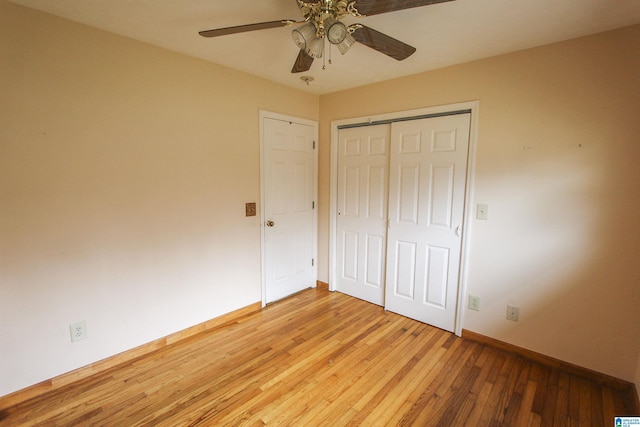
top-left (292, 22), bottom-right (317, 49)
top-left (305, 36), bottom-right (324, 58)
top-left (336, 34), bottom-right (356, 55)
top-left (326, 19), bottom-right (348, 45)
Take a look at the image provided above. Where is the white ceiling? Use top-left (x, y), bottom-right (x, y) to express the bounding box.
top-left (9, 0), bottom-right (640, 94)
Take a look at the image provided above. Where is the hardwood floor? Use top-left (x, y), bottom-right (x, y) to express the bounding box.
top-left (1, 288), bottom-right (637, 426)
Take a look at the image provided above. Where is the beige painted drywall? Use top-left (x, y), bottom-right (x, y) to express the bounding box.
top-left (319, 25), bottom-right (640, 386)
top-left (2, 0), bottom-right (639, 400)
top-left (636, 354), bottom-right (640, 396)
top-left (0, 1), bottom-right (318, 396)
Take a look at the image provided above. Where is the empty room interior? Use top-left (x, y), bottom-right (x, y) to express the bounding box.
top-left (1, 0), bottom-right (639, 425)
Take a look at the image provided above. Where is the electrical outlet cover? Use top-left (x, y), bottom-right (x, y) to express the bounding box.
top-left (506, 306), bottom-right (520, 322)
top-left (469, 295), bottom-right (480, 311)
top-left (70, 321), bottom-right (87, 342)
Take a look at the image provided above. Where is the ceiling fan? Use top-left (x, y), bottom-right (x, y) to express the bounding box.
top-left (199, 0), bottom-right (454, 73)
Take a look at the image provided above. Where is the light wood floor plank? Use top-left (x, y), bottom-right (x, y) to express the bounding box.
top-left (1, 288), bottom-right (637, 426)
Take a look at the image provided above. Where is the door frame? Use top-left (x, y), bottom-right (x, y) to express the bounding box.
top-left (260, 110), bottom-right (319, 307)
top-left (329, 101), bottom-right (480, 336)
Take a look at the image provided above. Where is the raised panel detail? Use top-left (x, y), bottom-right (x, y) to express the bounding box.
top-left (272, 161), bottom-right (288, 214)
top-left (365, 234), bottom-right (384, 288)
top-left (294, 135), bottom-right (308, 152)
top-left (272, 131), bottom-right (287, 151)
top-left (293, 227), bottom-right (307, 274)
top-left (293, 162), bottom-right (308, 212)
top-left (398, 165), bottom-right (420, 224)
top-left (345, 138), bottom-right (361, 156)
top-left (273, 230), bottom-right (289, 280)
top-left (342, 231), bottom-right (359, 280)
top-left (369, 136), bottom-right (387, 155)
top-left (367, 165), bottom-right (386, 220)
top-left (344, 166), bottom-right (360, 217)
top-left (424, 246), bottom-right (450, 308)
top-left (400, 133), bottom-right (421, 154)
top-left (432, 129), bottom-right (457, 152)
top-left (394, 241), bottom-right (416, 299)
top-left (429, 164), bottom-right (454, 227)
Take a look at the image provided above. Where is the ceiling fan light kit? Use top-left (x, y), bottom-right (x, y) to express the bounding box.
top-left (325, 18), bottom-right (348, 44)
top-left (292, 21), bottom-right (317, 50)
top-left (306, 35), bottom-right (326, 58)
top-left (291, 18), bottom-right (353, 59)
top-left (336, 33), bottom-right (357, 55)
top-left (199, 0), bottom-right (455, 74)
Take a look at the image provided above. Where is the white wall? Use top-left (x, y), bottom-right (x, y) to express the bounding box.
top-left (0, 1), bottom-right (319, 397)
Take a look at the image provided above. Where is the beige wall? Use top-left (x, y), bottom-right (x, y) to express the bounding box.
top-left (319, 25), bottom-right (640, 386)
top-left (2, 0), bottom-right (639, 399)
top-left (637, 354), bottom-right (640, 396)
top-left (0, 1), bottom-right (319, 396)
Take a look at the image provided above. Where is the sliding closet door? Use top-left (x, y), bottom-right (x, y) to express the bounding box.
top-left (384, 114), bottom-right (471, 332)
top-left (335, 125), bottom-right (390, 306)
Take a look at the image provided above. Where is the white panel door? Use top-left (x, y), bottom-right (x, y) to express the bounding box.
top-left (263, 117), bottom-right (316, 303)
top-left (336, 125), bottom-right (390, 305)
top-left (385, 113), bottom-right (471, 332)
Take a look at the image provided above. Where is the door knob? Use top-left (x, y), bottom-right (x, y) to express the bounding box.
top-left (266, 220), bottom-right (275, 227)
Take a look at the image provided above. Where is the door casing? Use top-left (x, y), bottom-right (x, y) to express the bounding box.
top-left (329, 101), bottom-right (480, 336)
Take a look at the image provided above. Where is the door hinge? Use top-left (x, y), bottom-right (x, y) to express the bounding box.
top-left (312, 259), bottom-right (315, 266)
top-left (313, 140), bottom-right (316, 149)
top-left (312, 201), bottom-right (315, 209)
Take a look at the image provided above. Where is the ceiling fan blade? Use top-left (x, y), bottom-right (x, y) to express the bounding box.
top-left (352, 25), bottom-right (416, 61)
top-left (199, 20), bottom-right (295, 38)
top-left (291, 49), bottom-right (314, 73)
top-left (354, 0), bottom-right (454, 16)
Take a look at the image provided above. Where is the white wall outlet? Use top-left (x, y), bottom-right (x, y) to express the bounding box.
top-left (506, 305), bottom-right (520, 322)
top-left (476, 204), bottom-right (489, 220)
top-left (69, 321), bottom-right (87, 342)
top-left (469, 295), bottom-right (480, 311)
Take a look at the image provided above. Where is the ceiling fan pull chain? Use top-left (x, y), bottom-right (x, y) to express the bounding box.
top-left (323, 39), bottom-right (327, 70)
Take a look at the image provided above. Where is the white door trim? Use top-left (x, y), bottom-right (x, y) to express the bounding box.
top-left (260, 110), bottom-right (319, 307)
top-left (329, 101), bottom-right (480, 336)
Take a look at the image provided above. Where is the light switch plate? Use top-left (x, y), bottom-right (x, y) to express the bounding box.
top-left (245, 202), bottom-right (256, 217)
top-left (469, 295), bottom-right (480, 311)
top-left (477, 204), bottom-right (489, 220)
